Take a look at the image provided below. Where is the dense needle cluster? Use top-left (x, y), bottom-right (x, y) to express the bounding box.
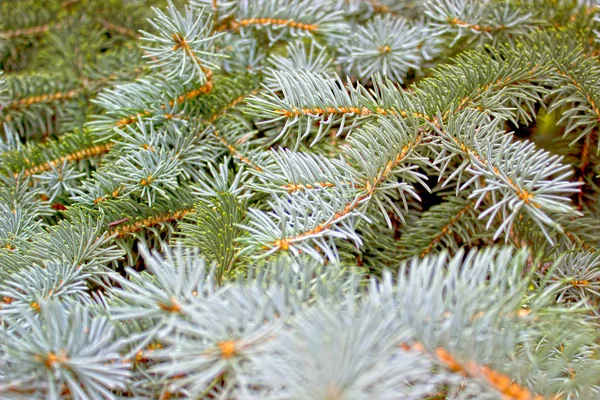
top-left (2, 0), bottom-right (600, 398)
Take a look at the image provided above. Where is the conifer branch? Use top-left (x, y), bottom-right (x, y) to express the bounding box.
top-left (0, 23), bottom-right (53, 39)
top-left (4, 88), bottom-right (81, 110)
top-left (206, 89), bottom-right (259, 123)
top-left (399, 198), bottom-right (478, 259)
top-left (141, 1), bottom-right (223, 84)
top-left (213, 130), bottom-right (263, 172)
top-left (244, 121), bottom-right (423, 258)
top-left (549, 52), bottom-right (600, 151)
top-left (424, 0), bottom-right (538, 45)
top-left (108, 207), bottom-right (194, 238)
top-left (112, 75), bottom-right (214, 129)
top-left (228, 18), bottom-right (319, 32)
top-left (402, 342), bottom-right (545, 400)
top-left (196, 0), bottom-right (351, 41)
top-left (17, 142), bottom-right (112, 178)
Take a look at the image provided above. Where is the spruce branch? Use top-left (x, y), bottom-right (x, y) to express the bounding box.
top-left (0, 260), bottom-right (93, 316)
top-left (141, 1), bottom-right (224, 84)
top-left (547, 46), bottom-right (600, 152)
top-left (0, 72), bottom-right (84, 139)
top-left (26, 211), bottom-right (123, 271)
top-left (542, 251), bottom-right (600, 316)
top-left (431, 109), bottom-right (581, 242)
top-left (5, 139), bottom-right (112, 179)
top-left (88, 75), bottom-right (214, 137)
top-left (424, 0), bottom-right (539, 46)
top-left (0, 24), bottom-right (53, 39)
top-left (339, 15), bottom-right (431, 83)
top-left (398, 197), bottom-right (479, 258)
top-left (264, 39), bottom-right (334, 91)
top-left (245, 70), bottom-right (372, 146)
top-left (177, 192), bottom-right (246, 283)
top-left (1, 301), bottom-right (130, 400)
top-left (198, 0), bottom-right (351, 42)
top-left (107, 245), bottom-right (216, 342)
top-left (249, 148), bottom-right (355, 194)
top-left (107, 207), bottom-right (195, 239)
top-left (243, 114), bottom-right (424, 260)
top-left (207, 113), bottom-right (265, 172)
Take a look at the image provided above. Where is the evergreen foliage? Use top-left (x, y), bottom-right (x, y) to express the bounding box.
top-left (2, 0), bottom-right (600, 398)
